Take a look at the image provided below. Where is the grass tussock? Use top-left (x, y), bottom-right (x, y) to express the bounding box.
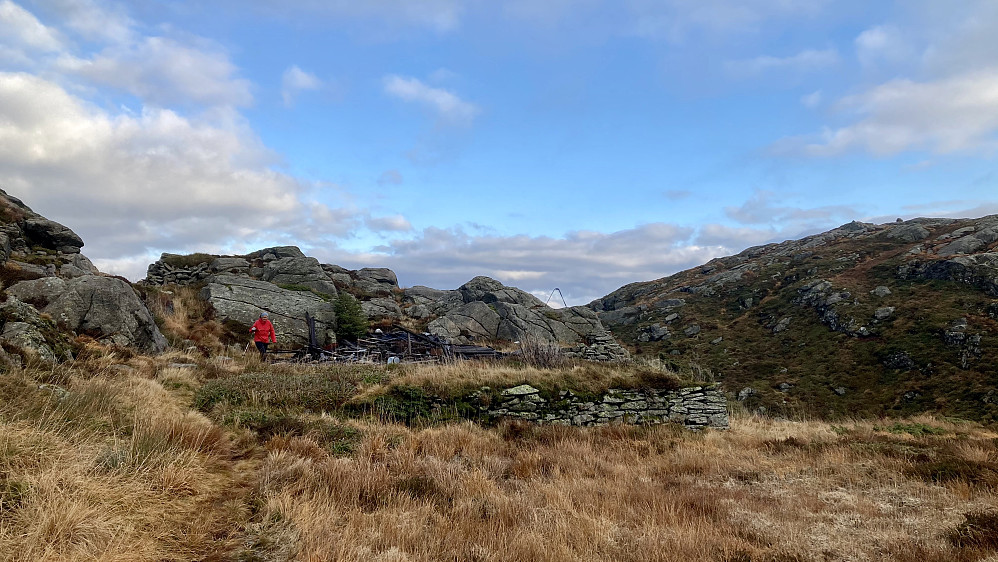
top-left (145, 284), bottom-right (246, 352)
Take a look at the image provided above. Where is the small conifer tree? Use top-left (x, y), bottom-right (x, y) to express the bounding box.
top-left (334, 293), bottom-right (369, 342)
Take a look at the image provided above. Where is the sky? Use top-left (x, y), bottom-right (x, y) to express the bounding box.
top-left (0, 0), bottom-right (996, 306)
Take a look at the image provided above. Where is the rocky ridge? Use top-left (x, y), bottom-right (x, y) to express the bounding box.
top-left (592, 215), bottom-right (998, 421)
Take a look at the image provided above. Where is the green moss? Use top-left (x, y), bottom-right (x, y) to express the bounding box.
top-left (880, 422), bottom-right (948, 437)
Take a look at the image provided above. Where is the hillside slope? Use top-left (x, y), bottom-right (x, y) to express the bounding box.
top-left (591, 216), bottom-right (998, 422)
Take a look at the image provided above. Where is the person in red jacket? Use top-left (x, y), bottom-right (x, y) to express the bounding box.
top-left (250, 312), bottom-right (276, 361)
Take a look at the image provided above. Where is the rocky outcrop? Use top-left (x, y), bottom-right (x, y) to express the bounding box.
top-left (199, 274), bottom-right (337, 346)
top-left (361, 298), bottom-right (402, 321)
top-left (421, 276), bottom-right (606, 345)
top-left (7, 276), bottom-right (167, 352)
top-left (474, 384), bottom-right (728, 430)
top-left (144, 247), bottom-right (408, 336)
top-left (898, 253), bottom-right (998, 297)
top-left (0, 188), bottom-right (94, 275)
top-left (262, 257), bottom-right (338, 298)
top-left (0, 188), bottom-right (167, 356)
top-left (144, 256), bottom-right (213, 285)
top-left (0, 297), bottom-right (71, 363)
top-left (144, 247), bottom-right (408, 308)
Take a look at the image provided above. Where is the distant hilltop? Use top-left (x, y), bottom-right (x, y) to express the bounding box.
top-left (589, 215), bottom-right (998, 421)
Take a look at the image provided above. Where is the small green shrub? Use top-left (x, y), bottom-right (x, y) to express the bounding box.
top-left (193, 381), bottom-right (248, 411)
top-left (334, 293), bottom-right (369, 343)
top-left (882, 422), bottom-right (948, 437)
top-left (368, 386), bottom-right (434, 424)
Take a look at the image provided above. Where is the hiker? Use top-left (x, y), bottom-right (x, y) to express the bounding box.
top-left (250, 312), bottom-right (276, 361)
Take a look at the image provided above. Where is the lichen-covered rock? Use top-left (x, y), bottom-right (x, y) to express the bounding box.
top-left (352, 268), bottom-right (399, 296)
top-left (427, 301), bottom-right (500, 342)
top-left (886, 223), bottom-right (930, 243)
top-left (0, 297), bottom-right (67, 363)
top-left (22, 217), bottom-right (84, 253)
top-left (899, 253), bottom-right (998, 296)
top-left (7, 276), bottom-right (167, 352)
top-left (200, 274), bottom-right (337, 346)
top-left (362, 297), bottom-right (403, 321)
top-left (419, 276), bottom-right (608, 346)
top-left (0, 188), bottom-right (97, 275)
top-left (262, 256), bottom-right (338, 298)
top-left (210, 257), bottom-right (250, 274)
top-left (245, 246), bottom-right (306, 261)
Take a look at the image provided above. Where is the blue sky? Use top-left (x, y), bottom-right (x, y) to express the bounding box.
top-left (1, 0), bottom-right (996, 304)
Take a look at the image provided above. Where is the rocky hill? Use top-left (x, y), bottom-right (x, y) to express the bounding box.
top-left (591, 216), bottom-right (998, 422)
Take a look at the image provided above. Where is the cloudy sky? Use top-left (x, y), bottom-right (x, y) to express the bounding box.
top-left (1, 0), bottom-right (996, 305)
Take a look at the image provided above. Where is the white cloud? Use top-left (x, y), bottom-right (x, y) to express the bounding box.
top-left (377, 169), bottom-right (403, 186)
top-left (241, 0), bottom-right (465, 32)
top-left (57, 36), bottom-right (253, 108)
top-left (800, 90), bottom-right (822, 108)
top-left (628, 0), bottom-right (829, 41)
top-left (0, 72), bottom-right (359, 279)
top-left (365, 214), bottom-right (412, 232)
top-left (281, 65), bottom-right (321, 107)
top-left (855, 24), bottom-right (911, 67)
top-left (0, 0), bottom-right (64, 52)
top-left (724, 190), bottom-right (859, 226)
top-left (780, 69), bottom-right (998, 156)
top-left (696, 224), bottom-right (777, 247)
top-left (322, 223), bottom-right (712, 305)
top-left (31, 0), bottom-right (134, 44)
top-left (728, 48), bottom-right (839, 75)
top-left (383, 74), bottom-right (479, 126)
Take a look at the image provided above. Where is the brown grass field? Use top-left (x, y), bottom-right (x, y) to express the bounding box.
top-left (1, 348), bottom-right (997, 562)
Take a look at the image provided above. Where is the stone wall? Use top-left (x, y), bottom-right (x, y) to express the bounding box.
top-left (473, 384), bottom-right (728, 430)
top-left (144, 258), bottom-right (213, 285)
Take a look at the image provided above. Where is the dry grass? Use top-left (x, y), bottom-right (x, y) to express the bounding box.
top-left (0, 355), bottom-right (250, 561)
top-left (145, 285), bottom-right (240, 352)
top-left (246, 411), bottom-right (998, 562)
top-left (3, 349), bottom-right (998, 561)
top-left (352, 359), bottom-right (684, 403)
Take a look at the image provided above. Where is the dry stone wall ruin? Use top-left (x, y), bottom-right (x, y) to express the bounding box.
top-left (473, 384), bottom-right (729, 430)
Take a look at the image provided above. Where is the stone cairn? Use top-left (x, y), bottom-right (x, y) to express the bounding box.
top-left (562, 330), bottom-right (631, 362)
top-left (144, 257), bottom-right (212, 286)
top-left (473, 384), bottom-right (729, 430)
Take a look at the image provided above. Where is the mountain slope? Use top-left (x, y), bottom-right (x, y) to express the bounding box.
top-left (591, 216), bottom-right (998, 422)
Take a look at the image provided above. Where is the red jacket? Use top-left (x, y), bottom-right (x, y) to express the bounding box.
top-left (251, 318), bottom-right (276, 343)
